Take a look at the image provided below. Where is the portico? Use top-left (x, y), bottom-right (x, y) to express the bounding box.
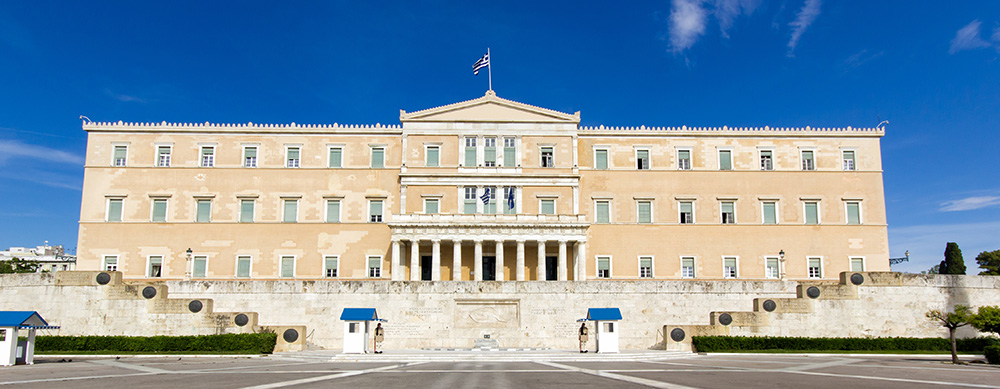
top-left (388, 214), bottom-right (589, 281)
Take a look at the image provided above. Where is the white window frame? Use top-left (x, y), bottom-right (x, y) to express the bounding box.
top-left (239, 198), bottom-right (255, 223)
top-left (424, 197), bottom-right (440, 214)
top-left (593, 147), bottom-right (610, 170)
top-left (106, 197), bottom-right (124, 222)
top-left (103, 255), bottom-right (118, 271)
top-left (150, 197), bottom-right (168, 222)
top-left (279, 255), bottom-right (296, 278)
top-left (540, 146), bottom-right (555, 168)
top-left (325, 198), bottom-right (342, 223)
top-left (680, 256), bottom-right (696, 279)
top-left (539, 198), bottom-right (556, 215)
top-left (676, 147), bottom-right (692, 170)
top-left (807, 256), bottom-right (823, 279)
top-left (722, 256), bottom-right (739, 279)
top-left (850, 256), bottom-right (866, 272)
top-left (146, 255), bottom-right (163, 278)
top-left (425, 144), bottom-right (441, 167)
top-left (636, 199), bottom-right (653, 224)
top-left (235, 255), bottom-right (253, 278)
top-left (720, 200), bottom-right (736, 224)
top-left (594, 199), bottom-right (612, 224)
top-left (635, 147), bottom-right (651, 170)
top-left (678, 200), bottom-right (695, 224)
top-left (368, 199), bottom-right (384, 223)
top-left (596, 255), bottom-right (612, 279)
top-left (370, 145), bottom-right (386, 168)
top-left (717, 147), bottom-right (733, 171)
top-left (638, 255), bottom-right (654, 278)
top-left (327, 145), bottom-right (344, 168)
top-left (761, 200), bottom-right (779, 225)
top-left (845, 200), bottom-right (863, 225)
top-left (502, 136), bottom-right (517, 167)
top-left (192, 255), bottom-right (209, 278)
top-left (195, 198), bottom-right (213, 223)
top-left (324, 255), bottom-right (340, 278)
top-left (463, 186), bottom-right (478, 214)
top-left (111, 143), bottom-right (129, 167)
top-left (842, 148), bottom-right (857, 171)
top-left (803, 200), bottom-right (821, 225)
top-left (483, 137), bottom-right (498, 167)
top-left (758, 148), bottom-right (774, 171)
top-left (285, 145), bottom-right (301, 168)
top-left (155, 144), bottom-right (172, 167)
top-left (765, 256), bottom-right (780, 279)
top-left (367, 255), bottom-right (383, 278)
top-left (200, 144), bottom-right (216, 167)
top-left (800, 149), bottom-right (816, 171)
top-left (242, 144), bottom-right (259, 168)
top-left (282, 198), bottom-right (299, 223)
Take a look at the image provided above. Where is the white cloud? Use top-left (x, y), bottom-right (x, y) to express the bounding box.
top-left (992, 26), bottom-right (1000, 43)
top-left (948, 20), bottom-right (992, 54)
top-left (104, 88), bottom-right (147, 103)
top-left (939, 196), bottom-right (1000, 212)
top-left (889, 221), bottom-right (1000, 274)
top-left (787, 0), bottom-right (821, 57)
top-left (714, 0), bottom-right (759, 38)
top-left (668, 0), bottom-right (709, 53)
top-left (843, 49), bottom-right (884, 69)
top-left (0, 139), bottom-right (85, 165)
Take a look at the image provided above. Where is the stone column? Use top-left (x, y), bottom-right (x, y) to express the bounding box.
top-left (495, 241), bottom-right (505, 281)
top-left (409, 240), bottom-right (419, 281)
top-left (474, 240), bottom-right (483, 281)
top-left (558, 240), bottom-right (568, 281)
top-left (537, 240), bottom-right (547, 281)
top-left (391, 239), bottom-right (402, 281)
top-left (431, 239), bottom-right (441, 281)
top-left (453, 240), bottom-right (462, 281)
top-left (516, 240), bottom-right (526, 281)
top-left (576, 241), bottom-right (587, 281)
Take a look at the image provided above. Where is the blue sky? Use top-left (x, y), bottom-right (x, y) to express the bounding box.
top-left (1, 1), bottom-right (997, 273)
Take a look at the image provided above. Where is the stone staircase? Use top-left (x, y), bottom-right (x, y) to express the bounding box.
top-left (271, 349), bottom-right (692, 362)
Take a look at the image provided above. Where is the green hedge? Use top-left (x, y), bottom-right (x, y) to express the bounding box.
top-left (986, 346), bottom-right (1000, 365)
top-left (34, 333), bottom-right (277, 354)
top-left (691, 336), bottom-right (1000, 353)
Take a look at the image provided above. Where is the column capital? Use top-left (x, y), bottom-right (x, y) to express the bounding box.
top-left (431, 238), bottom-right (442, 243)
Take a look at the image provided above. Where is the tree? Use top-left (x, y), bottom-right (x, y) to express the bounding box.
top-left (976, 250), bottom-right (1000, 275)
top-left (938, 242), bottom-right (966, 275)
top-left (921, 264), bottom-right (940, 274)
top-left (0, 257), bottom-right (41, 274)
top-left (971, 306), bottom-right (1000, 336)
top-left (926, 305), bottom-right (975, 363)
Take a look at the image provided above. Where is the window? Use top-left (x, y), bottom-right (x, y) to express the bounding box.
top-left (850, 257), bottom-right (864, 272)
top-left (464, 137), bottom-right (477, 167)
top-left (148, 256), bottom-right (162, 278)
top-left (808, 257), bottom-right (822, 278)
top-left (107, 198), bottom-right (123, 222)
top-left (151, 199), bottom-right (167, 222)
top-left (368, 256), bottom-right (382, 278)
top-left (280, 256), bottom-right (295, 278)
top-left (604, 322), bottom-right (615, 333)
top-left (677, 149), bottom-right (691, 170)
top-left (286, 146), bottom-right (300, 168)
top-left (503, 186), bottom-right (516, 214)
top-left (846, 201), bottom-right (861, 225)
top-left (112, 145), bottom-right (128, 167)
top-left (765, 257), bottom-right (780, 279)
top-left (679, 201), bottom-right (694, 224)
top-left (325, 256), bottom-right (339, 277)
top-left (240, 199), bottom-right (255, 223)
top-left (103, 255), bottom-right (118, 271)
top-left (594, 149), bottom-right (609, 170)
top-left (369, 200), bottom-right (383, 222)
top-left (637, 200), bottom-right (652, 224)
top-left (804, 201), bottom-right (819, 225)
top-left (193, 255), bottom-right (207, 278)
top-left (681, 257), bottom-right (695, 278)
top-left (540, 199), bottom-right (555, 215)
top-left (596, 256), bottom-right (611, 278)
top-left (540, 147), bottom-right (554, 167)
top-left (760, 150), bottom-right (773, 170)
top-left (483, 186), bottom-right (497, 214)
top-left (636, 149), bottom-right (650, 170)
top-left (156, 146), bottom-right (171, 167)
top-left (283, 199), bottom-right (298, 223)
top-left (196, 199), bottom-right (212, 222)
top-left (464, 187), bottom-right (477, 214)
top-left (484, 137), bottom-right (497, 167)
top-left (424, 198), bottom-right (439, 214)
top-left (370, 147), bottom-right (385, 168)
top-left (503, 137), bottom-right (516, 167)
top-left (762, 201), bottom-right (777, 224)
top-left (426, 145), bottom-right (440, 167)
top-left (843, 150), bottom-right (856, 171)
top-left (801, 150), bottom-right (815, 171)
top-left (328, 147), bottom-right (342, 168)
top-left (595, 200), bottom-right (610, 223)
top-left (236, 256), bottom-right (252, 278)
top-left (243, 146), bottom-right (257, 168)
top-left (326, 199), bottom-right (341, 223)
top-left (639, 256), bottom-right (653, 278)
top-left (721, 201), bottom-right (735, 224)
top-left (200, 146), bottom-right (215, 167)
top-left (719, 149), bottom-right (732, 170)
top-left (723, 257), bottom-right (738, 278)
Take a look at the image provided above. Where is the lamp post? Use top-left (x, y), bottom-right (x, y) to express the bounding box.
top-left (779, 249), bottom-right (786, 280)
top-left (185, 248), bottom-right (193, 279)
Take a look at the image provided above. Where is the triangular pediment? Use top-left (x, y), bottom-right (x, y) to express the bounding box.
top-left (400, 91), bottom-right (580, 124)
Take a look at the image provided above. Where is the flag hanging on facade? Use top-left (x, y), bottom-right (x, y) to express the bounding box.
top-left (473, 52), bottom-right (490, 75)
top-left (480, 187), bottom-right (492, 204)
top-left (506, 187), bottom-right (515, 210)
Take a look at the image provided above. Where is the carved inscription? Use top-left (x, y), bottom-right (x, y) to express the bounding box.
top-left (455, 299), bottom-right (520, 329)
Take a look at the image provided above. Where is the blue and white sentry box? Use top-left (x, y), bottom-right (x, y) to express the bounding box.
top-left (0, 311), bottom-right (60, 366)
top-left (340, 308), bottom-right (386, 354)
top-left (578, 308), bottom-right (622, 353)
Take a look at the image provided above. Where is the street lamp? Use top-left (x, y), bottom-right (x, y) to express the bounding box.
top-left (779, 249), bottom-right (786, 280)
top-left (185, 248), bottom-right (193, 279)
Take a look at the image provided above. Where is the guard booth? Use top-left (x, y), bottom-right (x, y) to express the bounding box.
top-left (578, 308), bottom-right (621, 353)
top-left (1, 311), bottom-right (60, 366)
top-left (340, 308), bottom-right (386, 354)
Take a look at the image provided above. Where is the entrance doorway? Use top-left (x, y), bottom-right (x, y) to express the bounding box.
top-left (482, 256), bottom-right (496, 280)
top-left (421, 256), bottom-right (432, 281)
top-left (545, 256), bottom-right (557, 280)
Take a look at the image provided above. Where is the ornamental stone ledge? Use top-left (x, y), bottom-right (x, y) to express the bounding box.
top-left (388, 214), bottom-right (589, 241)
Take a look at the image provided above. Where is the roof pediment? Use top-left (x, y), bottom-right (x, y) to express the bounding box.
top-left (400, 91), bottom-right (580, 124)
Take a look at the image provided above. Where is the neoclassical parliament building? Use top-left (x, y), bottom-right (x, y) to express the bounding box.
top-left (77, 91), bottom-right (889, 281)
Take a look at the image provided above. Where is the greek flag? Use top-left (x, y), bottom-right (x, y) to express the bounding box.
top-left (506, 187), bottom-right (515, 210)
top-left (480, 187), bottom-right (492, 204)
top-left (473, 53), bottom-right (489, 75)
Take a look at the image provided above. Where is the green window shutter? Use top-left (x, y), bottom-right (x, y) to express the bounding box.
top-left (158, 146), bottom-right (170, 156)
top-left (597, 258), bottom-right (610, 271)
top-left (152, 199), bottom-right (167, 222)
top-left (326, 258), bottom-right (338, 272)
top-left (327, 200), bottom-right (340, 222)
top-left (368, 257), bottom-right (381, 270)
top-left (281, 257), bottom-right (294, 277)
top-left (847, 202), bottom-right (860, 224)
top-left (724, 257), bottom-right (737, 268)
top-left (595, 150), bottom-right (608, 170)
top-left (329, 148), bottom-right (342, 168)
top-left (370, 200), bottom-right (383, 221)
top-left (465, 146), bottom-right (477, 166)
top-left (426, 199), bottom-right (438, 214)
top-left (287, 148), bottom-right (299, 160)
top-left (108, 199), bottom-right (123, 222)
top-left (637, 150), bottom-right (649, 169)
top-left (596, 201), bottom-right (609, 223)
top-left (541, 200), bottom-right (555, 215)
top-left (427, 147), bottom-right (439, 167)
top-left (805, 202), bottom-right (818, 224)
top-left (240, 200), bottom-right (254, 222)
top-left (237, 257), bottom-right (251, 277)
top-left (283, 200), bottom-right (297, 223)
top-left (678, 150), bottom-right (690, 160)
top-left (721, 202), bottom-right (734, 214)
top-left (245, 147), bottom-right (257, 158)
top-left (640, 258), bottom-right (652, 268)
top-left (193, 257), bottom-right (207, 277)
top-left (851, 258), bottom-right (864, 272)
top-left (149, 256), bottom-right (162, 265)
top-left (766, 258), bottom-right (778, 268)
top-left (681, 258), bottom-right (694, 268)
top-left (808, 258), bottom-right (821, 268)
top-left (485, 146), bottom-right (496, 165)
top-left (503, 145), bottom-right (515, 167)
top-left (464, 200), bottom-right (476, 214)
top-left (197, 200), bottom-right (211, 222)
top-left (371, 148), bottom-right (384, 168)
top-left (638, 201), bottom-right (651, 223)
top-left (719, 150), bottom-right (732, 170)
top-left (113, 146), bottom-right (127, 161)
top-left (680, 202), bottom-right (692, 214)
top-left (763, 202), bottom-right (776, 224)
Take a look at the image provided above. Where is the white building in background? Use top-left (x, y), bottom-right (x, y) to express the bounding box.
top-left (0, 242), bottom-right (76, 273)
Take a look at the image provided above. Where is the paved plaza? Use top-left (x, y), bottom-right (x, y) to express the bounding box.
top-left (0, 352), bottom-right (997, 388)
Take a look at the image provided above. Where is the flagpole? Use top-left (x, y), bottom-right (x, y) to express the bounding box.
top-left (487, 47), bottom-right (492, 92)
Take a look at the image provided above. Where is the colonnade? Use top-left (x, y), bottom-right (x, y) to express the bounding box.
top-left (389, 238), bottom-right (587, 281)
